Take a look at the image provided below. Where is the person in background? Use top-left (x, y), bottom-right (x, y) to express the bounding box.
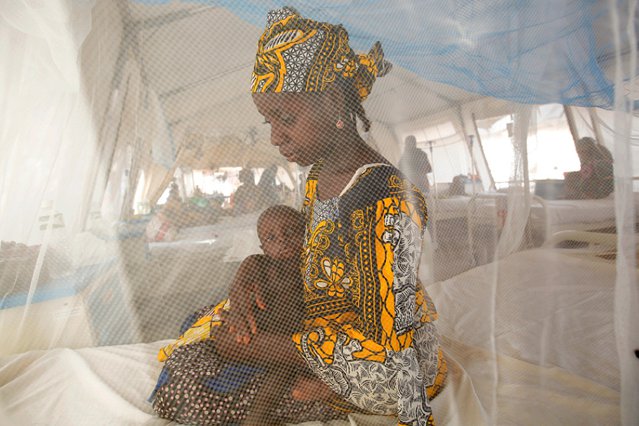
top-left (399, 135), bottom-right (432, 194)
top-left (232, 168), bottom-right (261, 215)
top-left (145, 182), bottom-right (183, 242)
top-left (447, 174), bottom-right (468, 197)
top-left (564, 137), bottom-right (614, 199)
top-left (222, 7), bottom-right (447, 425)
top-left (257, 164), bottom-right (280, 208)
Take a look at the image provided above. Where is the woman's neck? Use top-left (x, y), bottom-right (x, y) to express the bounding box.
top-left (316, 132), bottom-right (387, 199)
top-left (323, 132), bottom-right (383, 171)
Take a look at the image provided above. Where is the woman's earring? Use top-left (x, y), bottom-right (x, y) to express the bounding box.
top-left (336, 116), bottom-right (345, 129)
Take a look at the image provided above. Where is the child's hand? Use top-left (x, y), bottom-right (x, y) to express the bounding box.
top-left (224, 283), bottom-right (266, 345)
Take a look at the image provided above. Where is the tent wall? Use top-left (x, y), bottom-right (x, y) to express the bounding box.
top-left (0, 0), bottom-right (123, 245)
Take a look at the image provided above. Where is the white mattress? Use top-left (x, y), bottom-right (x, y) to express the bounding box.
top-left (427, 196), bottom-right (472, 221)
top-left (0, 341), bottom-right (417, 426)
top-left (0, 338), bottom-right (619, 426)
top-left (535, 193), bottom-right (639, 233)
top-left (542, 197), bottom-right (617, 227)
top-left (427, 248), bottom-right (622, 391)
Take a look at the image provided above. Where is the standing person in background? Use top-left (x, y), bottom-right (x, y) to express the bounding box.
top-left (399, 135), bottom-right (432, 194)
top-left (221, 7), bottom-right (447, 425)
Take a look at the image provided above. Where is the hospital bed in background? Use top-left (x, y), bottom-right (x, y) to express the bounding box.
top-left (132, 212), bottom-right (263, 341)
top-left (427, 195), bottom-right (473, 222)
top-left (462, 191), bottom-right (639, 266)
top-left (147, 212), bottom-right (262, 260)
top-left (0, 231), bottom-right (624, 425)
top-left (531, 193), bottom-right (639, 240)
top-left (425, 195), bottom-right (477, 281)
top-left (0, 213), bottom-right (262, 353)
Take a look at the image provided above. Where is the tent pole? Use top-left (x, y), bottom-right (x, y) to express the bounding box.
top-left (471, 113), bottom-right (497, 191)
top-left (426, 140), bottom-right (439, 251)
top-left (563, 105), bottom-right (580, 148)
top-left (467, 135), bottom-right (478, 195)
top-left (428, 141), bottom-right (437, 198)
top-left (77, 0), bottom-right (133, 230)
top-left (588, 108), bottom-right (605, 144)
top-left (458, 108), bottom-right (480, 194)
top-left (120, 134), bottom-right (144, 219)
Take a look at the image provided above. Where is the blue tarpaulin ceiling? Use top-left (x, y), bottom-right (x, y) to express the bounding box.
top-left (133, 0), bottom-right (636, 109)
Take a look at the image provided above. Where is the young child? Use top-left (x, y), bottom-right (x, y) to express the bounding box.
top-left (151, 205), bottom-right (344, 425)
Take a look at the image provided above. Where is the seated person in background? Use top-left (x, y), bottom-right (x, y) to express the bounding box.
top-left (257, 164), bottom-right (280, 209)
top-left (447, 174), bottom-right (468, 196)
top-left (564, 137), bottom-right (614, 199)
top-left (232, 168), bottom-right (262, 215)
top-left (398, 135), bottom-right (432, 193)
top-left (145, 183), bottom-right (183, 242)
top-left (190, 185), bottom-right (208, 208)
top-left (152, 205), bottom-right (344, 425)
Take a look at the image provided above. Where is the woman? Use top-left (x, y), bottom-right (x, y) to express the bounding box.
top-left (564, 137), bottom-right (614, 199)
top-left (233, 168), bottom-right (261, 215)
top-left (223, 7), bottom-right (447, 425)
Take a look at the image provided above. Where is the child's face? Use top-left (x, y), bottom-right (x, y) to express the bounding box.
top-left (252, 92), bottom-right (335, 167)
top-left (257, 213), bottom-right (305, 260)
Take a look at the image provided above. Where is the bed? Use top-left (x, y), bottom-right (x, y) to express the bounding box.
top-left (427, 196), bottom-right (473, 222)
top-left (425, 195), bottom-right (479, 281)
top-left (425, 232), bottom-right (626, 424)
top-left (532, 193), bottom-right (639, 240)
top-left (147, 212), bottom-right (262, 261)
top-left (459, 191), bottom-right (639, 268)
top-left (0, 334), bottom-right (618, 426)
top-left (0, 235), bottom-right (623, 425)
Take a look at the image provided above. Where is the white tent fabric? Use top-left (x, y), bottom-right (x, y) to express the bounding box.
top-left (0, 0), bottom-right (637, 425)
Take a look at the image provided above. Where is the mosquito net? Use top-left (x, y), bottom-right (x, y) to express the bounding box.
top-left (0, 1), bottom-right (637, 425)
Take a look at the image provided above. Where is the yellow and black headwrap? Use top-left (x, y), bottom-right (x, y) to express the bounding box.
top-left (251, 6), bottom-right (391, 100)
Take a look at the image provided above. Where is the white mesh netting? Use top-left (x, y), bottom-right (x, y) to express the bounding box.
top-left (0, 1), bottom-right (637, 425)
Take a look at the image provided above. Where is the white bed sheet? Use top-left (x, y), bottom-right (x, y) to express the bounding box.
top-left (0, 334), bottom-right (619, 425)
top-left (543, 198), bottom-right (617, 227)
top-left (148, 213), bottom-right (262, 261)
top-left (427, 248), bottom-right (623, 391)
top-left (542, 195), bottom-right (625, 226)
top-left (0, 341), bottom-right (484, 426)
top-left (532, 192), bottom-right (639, 236)
top-left (427, 196), bottom-right (472, 221)
top-left (0, 246), bottom-right (623, 425)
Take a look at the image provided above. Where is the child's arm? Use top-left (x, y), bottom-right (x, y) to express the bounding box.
top-left (224, 254), bottom-right (268, 344)
top-left (218, 254), bottom-right (306, 368)
top-left (215, 324), bottom-right (307, 369)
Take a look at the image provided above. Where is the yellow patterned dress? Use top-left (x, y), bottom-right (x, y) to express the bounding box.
top-left (293, 163), bottom-right (447, 426)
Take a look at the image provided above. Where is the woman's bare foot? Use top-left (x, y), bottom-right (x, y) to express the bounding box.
top-left (291, 376), bottom-right (336, 401)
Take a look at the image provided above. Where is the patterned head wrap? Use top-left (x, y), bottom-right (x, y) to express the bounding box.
top-left (251, 6), bottom-right (392, 101)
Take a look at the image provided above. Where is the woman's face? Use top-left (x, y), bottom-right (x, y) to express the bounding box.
top-left (252, 92), bottom-right (335, 167)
